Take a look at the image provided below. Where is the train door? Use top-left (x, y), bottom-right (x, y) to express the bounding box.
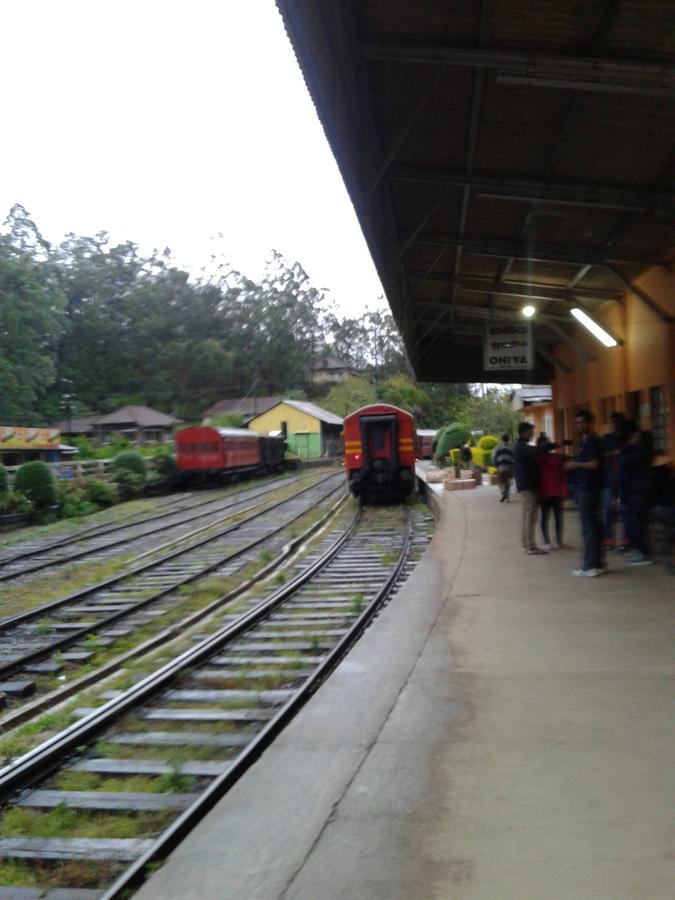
top-left (360, 414), bottom-right (398, 479)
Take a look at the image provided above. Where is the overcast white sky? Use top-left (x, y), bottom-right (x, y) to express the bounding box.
top-left (0, 0), bottom-right (385, 316)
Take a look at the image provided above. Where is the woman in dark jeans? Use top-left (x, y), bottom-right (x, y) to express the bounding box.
top-left (536, 437), bottom-right (569, 550)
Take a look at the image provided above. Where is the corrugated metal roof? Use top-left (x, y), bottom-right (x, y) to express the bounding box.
top-left (276, 0), bottom-right (674, 382)
top-left (203, 396), bottom-right (282, 418)
top-left (262, 399), bottom-right (344, 426)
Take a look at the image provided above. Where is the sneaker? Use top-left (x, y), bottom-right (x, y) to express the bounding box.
top-left (628, 553), bottom-right (654, 566)
top-left (572, 568), bottom-right (601, 577)
top-left (527, 547), bottom-right (548, 555)
top-left (500, 496), bottom-right (506, 503)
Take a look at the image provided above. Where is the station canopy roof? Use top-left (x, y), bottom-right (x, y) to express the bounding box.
top-left (277, 0), bottom-right (675, 382)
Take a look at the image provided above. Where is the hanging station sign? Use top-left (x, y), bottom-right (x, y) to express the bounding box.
top-left (483, 322), bottom-right (533, 371)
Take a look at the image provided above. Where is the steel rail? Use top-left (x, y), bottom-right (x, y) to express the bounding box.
top-left (0, 490), bottom-right (349, 734)
top-left (102, 510), bottom-right (413, 899)
top-left (0, 489), bottom-right (215, 567)
top-left (0, 476), bottom-right (302, 582)
top-left (0, 505), bottom-right (364, 796)
top-left (0, 473), bottom-right (343, 680)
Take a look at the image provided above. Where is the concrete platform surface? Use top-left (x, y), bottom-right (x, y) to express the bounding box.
top-left (136, 485), bottom-right (673, 900)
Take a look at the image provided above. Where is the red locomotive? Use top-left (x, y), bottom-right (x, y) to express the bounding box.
top-left (343, 404), bottom-right (416, 502)
top-left (175, 426), bottom-right (284, 480)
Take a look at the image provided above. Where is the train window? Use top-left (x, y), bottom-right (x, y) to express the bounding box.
top-left (211, 442), bottom-right (219, 451)
top-left (371, 425), bottom-right (385, 451)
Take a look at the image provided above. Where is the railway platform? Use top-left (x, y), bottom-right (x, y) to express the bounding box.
top-left (136, 478), bottom-right (672, 900)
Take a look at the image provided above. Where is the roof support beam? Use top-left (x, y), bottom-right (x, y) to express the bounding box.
top-left (606, 267), bottom-right (674, 322)
top-left (417, 300), bottom-right (574, 325)
top-left (406, 233), bottom-right (662, 267)
top-left (362, 43), bottom-right (675, 98)
top-left (447, 0), bottom-right (491, 319)
top-left (390, 166), bottom-right (670, 212)
top-left (536, 346), bottom-right (573, 373)
top-left (406, 272), bottom-right (617, 302)
top-left (366, 65), bottom-right (446, 202)
top-left (547, 322), bottom-right (596, 363)
top-left (568, 264), bottom-right (593, 288)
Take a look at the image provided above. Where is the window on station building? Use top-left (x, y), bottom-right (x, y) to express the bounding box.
top-left (650, 385), bottom-right (669, 452)
top-left (598, 396), bottom-right (617, 425)
top-left (626, 390), bottom-right (641, 424)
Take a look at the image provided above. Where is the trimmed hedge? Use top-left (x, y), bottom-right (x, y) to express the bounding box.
top-left (434, 422), bottom-right (470, 462)
top-left (111, 451), bottom-right (147, 478)
top-left (477, 434), bottom-right (498, 451)
top-left (0, 464), bottom-right (8, 496)
top-left (14, 461), bottom-right (57, 509)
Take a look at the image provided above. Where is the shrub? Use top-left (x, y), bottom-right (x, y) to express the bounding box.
top-left (470, 447), bottom-right (485, 468)
top-left (152, 453), bottom-right (177, 479)
top-left (14, 461), bottom-right (57, 509)
top-left (111, 451), bottom-right (146, 479)
top-left (114, 469), bottom-right (145, 497)
top-left (477, 435), bottom-right (498, 452)
top-left (0, 464), bottom-right (8, 497)
top-left (0, 491), bottom-right (32, 514)
top-left (85, 479), bottom-right (118, 507)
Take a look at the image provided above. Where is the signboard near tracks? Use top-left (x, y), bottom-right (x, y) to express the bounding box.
top-left (483, 322), bottom-right (533, 371)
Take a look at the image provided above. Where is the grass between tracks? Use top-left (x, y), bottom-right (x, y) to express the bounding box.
top-left (0, 470), bottom-right (331, 621)
top-left (0, 489), bottom-right (349, 764)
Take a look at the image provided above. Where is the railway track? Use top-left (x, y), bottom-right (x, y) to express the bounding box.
top-left (0, 503), bottom-right (431, 898)
top-left (0, 474), bottom-right (304, 584)
top-left (0, 472), bottom-right (344, 719)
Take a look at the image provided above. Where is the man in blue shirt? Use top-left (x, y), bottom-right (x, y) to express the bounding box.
top-left (566, 409), bottom-right (605, 576)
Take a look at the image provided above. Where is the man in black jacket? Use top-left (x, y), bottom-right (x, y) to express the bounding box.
top-left (512, 421), bottom-right (551, 554)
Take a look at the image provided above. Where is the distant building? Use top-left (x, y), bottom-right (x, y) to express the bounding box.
top-left (0, 425), bottom-right (66, 466)
top-left (510, 386), bottom-right (554, 440)
top-left (311, 356), bottom-right (358, 384)
top-left (54, 405), bottom-right (181, 446)
top-left (248, 399), bottom-right (343, 459)
top-left (202, 396), bottom-right (282, 424)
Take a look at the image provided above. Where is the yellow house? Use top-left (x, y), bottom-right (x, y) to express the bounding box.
top-left (248, 400), bottom-right (343, 459)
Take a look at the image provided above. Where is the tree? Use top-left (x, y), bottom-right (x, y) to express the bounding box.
top-left (376, 374), bottom-right (426, 416)
top-left (322, 377), bottom-right (377, 417)
top-left (0, 207), bottom-right (64, 421)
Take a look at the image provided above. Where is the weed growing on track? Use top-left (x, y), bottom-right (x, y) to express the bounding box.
top-left (0, 805), bottom-right (173, 840)
top-left (1, 553), bottom-right (137, 619)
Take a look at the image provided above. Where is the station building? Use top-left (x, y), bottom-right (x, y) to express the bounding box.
top-left (247, 399), bottom-right (343, 459)
top-left (0, 425), bottom-right (65, 467)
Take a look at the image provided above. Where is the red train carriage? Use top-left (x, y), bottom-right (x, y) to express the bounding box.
top-left (343, 404), bottom-right (416, 502)
top-left (175, 426), bottom-right (284, 479)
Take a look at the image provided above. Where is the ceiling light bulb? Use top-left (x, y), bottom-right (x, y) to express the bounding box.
top-left (522, 305), bottom-right (535, 318)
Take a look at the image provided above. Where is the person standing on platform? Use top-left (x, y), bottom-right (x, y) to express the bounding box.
top-left (535, 436), bottom-right (568, 550)
top-left (513, 421), bottom-right (551, 555)
top-left (566, 409), bottom-right (605, 577)
top-left (493, 433), bottom-right (514, 502)
top-left (619, 423), bottom-right (654, 566)
top-left (601, 411), bottom-right (626, 550)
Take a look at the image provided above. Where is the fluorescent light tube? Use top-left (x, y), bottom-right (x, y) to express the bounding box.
top-left (570, 308), bottom-right (618, 347)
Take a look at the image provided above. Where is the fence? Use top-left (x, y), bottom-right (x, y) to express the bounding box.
top-left (5, 458), bottom-right (115, 486)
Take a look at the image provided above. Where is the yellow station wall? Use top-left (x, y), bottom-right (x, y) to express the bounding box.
top-left (550, 263), bottom-right (675, 451)
top-left (248, 403), bottom-right (322, 436)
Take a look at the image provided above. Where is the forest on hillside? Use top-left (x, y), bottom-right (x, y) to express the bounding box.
top-left (0, 204), bottom-right (519, 434)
